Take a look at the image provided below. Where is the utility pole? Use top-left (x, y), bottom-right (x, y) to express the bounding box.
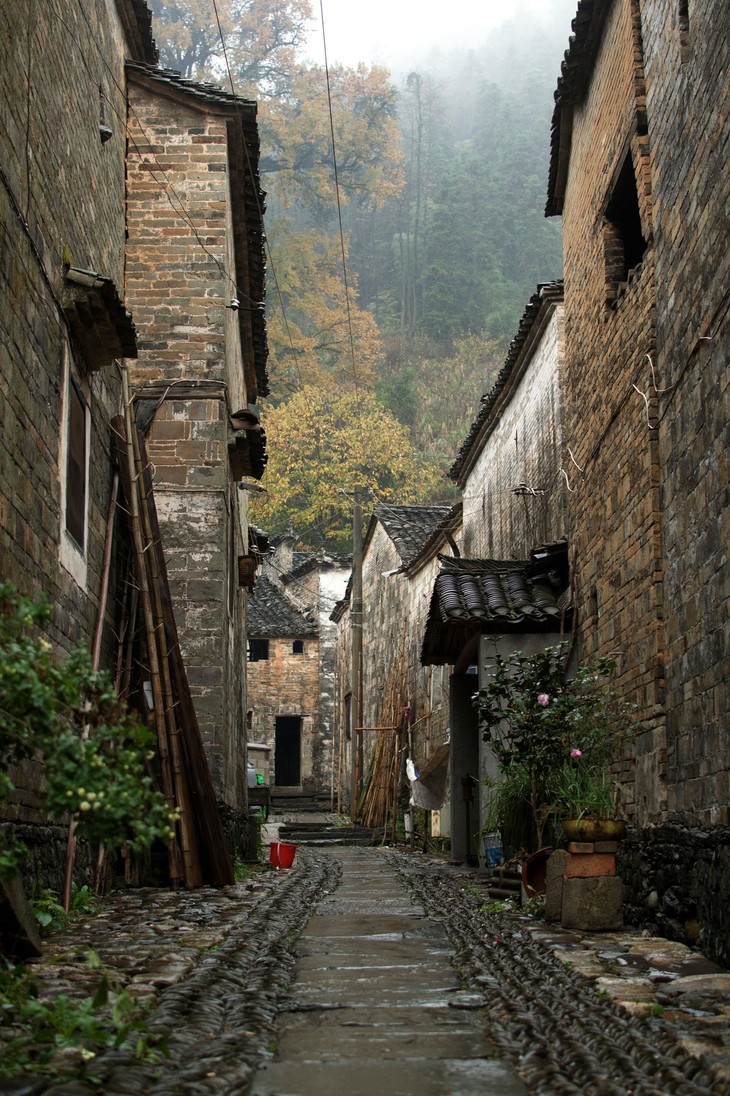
top-left (350, 485), bottom-right (364, 822)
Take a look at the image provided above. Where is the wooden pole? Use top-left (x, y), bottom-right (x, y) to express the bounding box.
top-left (350, 486), bottom-right (363, 821)
top-left (116, 378), bottom-right (182, 886)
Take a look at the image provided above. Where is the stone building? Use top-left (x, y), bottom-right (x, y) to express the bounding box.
top-left (0, 0), bottom-right (156, 875)
top-left (0, 3), bottom-right (268, 879)
top-left (125, 64), bottom-right (268, 810)
top-left (332, 504), bottom-right (461, 821)
top-left (246, 536), bottom-right (348, 802)
top-left (545, 0), bottom-right (729, 961)
top-left (422, 286), bottom-right (571, 861)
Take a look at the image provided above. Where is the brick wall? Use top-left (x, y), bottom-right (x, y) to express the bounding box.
top-left (125, 81), bottom-right (252, 809)
top-left (0, 1), bottom-right (133, 838)
top-left (640, 0), bottom-right (729, 828)
top-left (247, 637), bottom-right (321, 792)
top-left (558, 0), bottom-right (663, 821)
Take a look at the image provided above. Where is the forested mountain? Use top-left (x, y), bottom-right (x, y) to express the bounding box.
top-left (148, 0), bottom-right (573, 548)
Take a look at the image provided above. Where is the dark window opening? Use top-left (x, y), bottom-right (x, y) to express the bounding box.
top-left (604, 153), bottom-right (647, 288)
top-left (248, 638), bottom-right (269, 662)
top-left (65, 375), bottom-right (87, 550)
top-left (678, 0), bottom-right (690, 57)
top-left (246, 709), bottom-right (253, 730)
top-left (292, 640), bottom-right (304, 655)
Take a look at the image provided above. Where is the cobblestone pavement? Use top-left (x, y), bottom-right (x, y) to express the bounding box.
top-left (3, 838), bottom-right (730, 1094)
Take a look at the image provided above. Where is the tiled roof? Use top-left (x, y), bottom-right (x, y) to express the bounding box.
top-left (247, 578), bottom-right (318, 638)
top-left (421, 547), bottom-right (572, 665)
top-left (118, 1), bottom-right (158, 64)
top-left (375, 504), bottom-right (455, 568)
top-left (546, 0), bottom-right (615, 216)
top-left (449, 282), bottom-right (563, 486)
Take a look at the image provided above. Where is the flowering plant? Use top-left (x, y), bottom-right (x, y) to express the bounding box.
top-left (474, 642), bottom-right (632, 850)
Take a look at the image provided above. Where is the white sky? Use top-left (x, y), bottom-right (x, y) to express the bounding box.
top-left (305, 0), bottom-right (566, 71)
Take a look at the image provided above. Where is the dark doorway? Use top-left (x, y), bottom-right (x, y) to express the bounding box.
top-left (275, 716), bottom-right (302, 786)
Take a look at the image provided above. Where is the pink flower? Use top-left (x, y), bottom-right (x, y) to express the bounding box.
top-left (570, 748), bottom-right (583, 758)
top-left (537, 693), bottom-right (550, 707)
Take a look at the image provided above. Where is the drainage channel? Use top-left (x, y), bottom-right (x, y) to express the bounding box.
top-left (390, 854), bottom-right (724, 1096)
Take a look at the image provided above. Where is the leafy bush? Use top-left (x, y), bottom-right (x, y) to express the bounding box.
top-left (0, 583), bottom-right (175, 879)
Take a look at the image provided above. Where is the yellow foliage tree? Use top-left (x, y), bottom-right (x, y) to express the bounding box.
top-left (251, 386), bottom-right (443, 550)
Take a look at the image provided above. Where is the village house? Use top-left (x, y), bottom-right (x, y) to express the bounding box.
top-left (0, 0), bottom-right (156, 881)
top-left (422, 284), bottom-right (571, 862)
top-left (544, 0), bottom-right (729, 962)
top-left (1, 1), bottom-right (268, 886)
top-left (246, 534), bottom-right (348, 804)
top-left (332, 503), bottom-right (461, 828)
top-left (125, 63), bottom-right (268, 814)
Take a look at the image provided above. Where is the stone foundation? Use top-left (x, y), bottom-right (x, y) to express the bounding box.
top-left (217, 802), bottom-right (260, 864)
top-left (619, 823), bottom-right (730, 969)
top-left (1, 821), bottom-right (95, 897)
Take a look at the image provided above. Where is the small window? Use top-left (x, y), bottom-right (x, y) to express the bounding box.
top-left (604, 152), bottom-right (647, 294)
top-left (678, 0), bottom-right (690, 60)
top-left (292, 640), bottom-right (304, 655)
top-left (248, 638), bottom-right (269, 662)
top-left (65, 374), bottom-right (88, 550)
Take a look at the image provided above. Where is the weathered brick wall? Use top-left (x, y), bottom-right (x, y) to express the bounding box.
top-left (361, 523), bottom-right (452, 773)
top-left (247, 636), bottom-right (321, 792)
top-left (558, 0), bottom-right (663, 821)
top-left (125, 84), bottom-right (251, 809)
top-left (0, 1), bottom-right (133, 831)
top-left (640, 0), bottom-right (729, 828)
top-left (462, 302), bottom-right (566, 560)
top-left (555, 0), bottom-right (729, 962)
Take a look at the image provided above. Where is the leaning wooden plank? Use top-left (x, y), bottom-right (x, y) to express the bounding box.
top-left (136, 428), bottom-right (234, 888)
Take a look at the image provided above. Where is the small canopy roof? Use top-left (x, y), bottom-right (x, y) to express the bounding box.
top-left (421, 543), bottom-right (572, 666)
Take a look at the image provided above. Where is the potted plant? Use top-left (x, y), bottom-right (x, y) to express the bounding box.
top-left (553, 755), bottom-right (626, 842)
top-left (474, 642), bottom-right (632, 853)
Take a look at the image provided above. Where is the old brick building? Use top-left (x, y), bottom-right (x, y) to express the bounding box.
top-left (546, 0), bottom-right (729, 960)
top-left (125, 64), bottom-right (268, 810)
top-left (1, 4), bottom-right (268, 880)
top-left (0, 1), bottom-right (156, 876)
top-left (333, 504), bottom-right (461, 822)
top-left (247, 536), bottom-right (348, 801)
top-left (423, 286), bottom-right (570, 861)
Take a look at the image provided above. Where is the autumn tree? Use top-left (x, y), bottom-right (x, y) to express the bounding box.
top-left (251, 386), bottom-right (443, 550)
top-left (149, 0), bottom-right (312, 93)
top-left (266, 220), bottom-right (382, 397)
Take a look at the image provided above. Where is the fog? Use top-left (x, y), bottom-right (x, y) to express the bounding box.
top-left (306, 0), bottom-right (578, 72)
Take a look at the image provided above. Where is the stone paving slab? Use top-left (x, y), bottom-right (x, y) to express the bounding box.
top-left (250, 1055), bottom-right (527, 1096)
top-left (250, 847), bottom-right (526, 1096)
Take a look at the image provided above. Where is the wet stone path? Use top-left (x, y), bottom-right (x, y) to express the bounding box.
top-left (5, 840), bottom-right (730, 1094)
top-left (250, 847), bottom-right (526, 1096)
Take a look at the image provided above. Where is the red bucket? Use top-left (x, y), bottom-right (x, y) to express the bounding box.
top-left (269, 841), bottom-right (297, 869)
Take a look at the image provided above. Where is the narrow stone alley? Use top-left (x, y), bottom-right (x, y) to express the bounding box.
top-left (250, 847), bottom-right (526, 1096)
top-left (6, 823), bottom-right (730, 1095)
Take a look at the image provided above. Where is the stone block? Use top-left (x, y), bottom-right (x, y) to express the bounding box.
top-left (568, 841), bottom-right (595, 854)
top-left (594, 841), bottom-right (620, 853)
top-left (544, 849), bottom-right (568, 922)
top-left (564, 852), bottom-right (617, 878)
top-left (561, 876), bottom-right (624, 932)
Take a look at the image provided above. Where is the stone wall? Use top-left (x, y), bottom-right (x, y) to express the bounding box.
top-left (461, 299), bottom-right (565, 560)
top-left (247, 636), bottom-right (321, 793)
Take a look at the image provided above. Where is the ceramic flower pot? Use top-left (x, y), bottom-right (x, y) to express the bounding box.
top-left (561, 818), bottom-right (626, 842)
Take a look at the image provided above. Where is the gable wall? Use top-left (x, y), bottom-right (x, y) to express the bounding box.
top-left (462, 304), bottom-right (566, 560)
